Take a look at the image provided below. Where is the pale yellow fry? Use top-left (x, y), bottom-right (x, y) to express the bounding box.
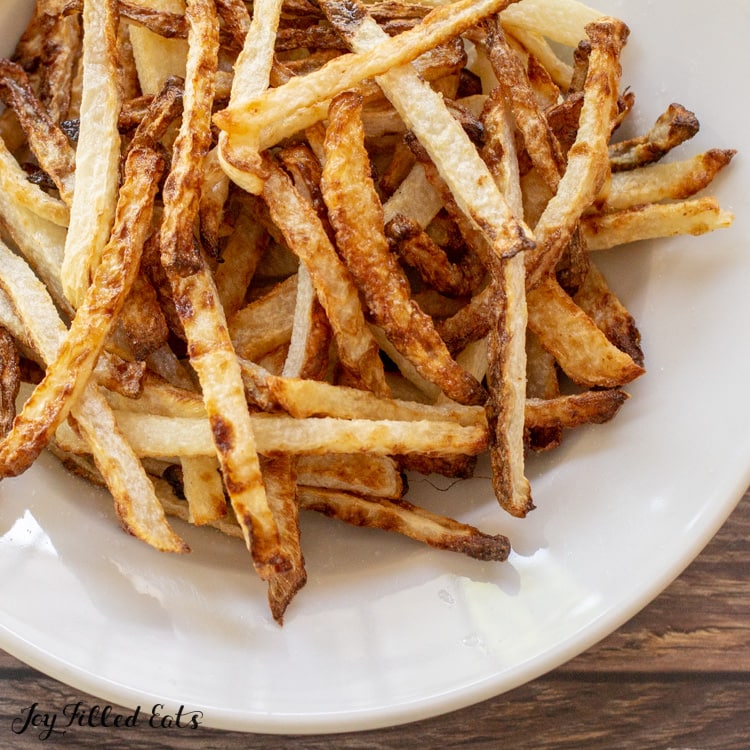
top-left (0, 162), bottom-right (69, 312)
top-left (382, 163), bottom-right (442, 227)
top-left (55, 410), bottom-right (489, 459)
top-left (217, 0), bottom-right (284, 194)
top-left (263, 371), bottom-right (485, 426)
top-left (582, 197), bottom-right (734, 251)
top-left (72, 386), bottom-right (190, 552)
top-left (61, 0), bottom-right (122, 309)
top-left (0, 136), bottom-right (69, 227)
top-left (480, 84), bottom-right (531, 517)
top-left (115, 360), bottom-right (483, 426)
top-left (181, 455), bottom-right (227, 525)
top-left (128, 0), bottom-right (188, 95)
top-left (500, 0), bottom-right (601, 46)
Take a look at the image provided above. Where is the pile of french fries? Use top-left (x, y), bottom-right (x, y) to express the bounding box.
top-left (0, 0), bottom-right (735, 621)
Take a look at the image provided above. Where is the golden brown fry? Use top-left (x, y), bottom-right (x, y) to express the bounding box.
top-left (481, 16), bottom-right (564, 193)
top-left (261, 157), bottom-right (389, 397)
top-left (524, 17), bottom-right (629, 290)
top-left (157, 0), bottom-right (289, 580)
top-left (0, 59), bottom-right (77, 205)
top-left (38, 5), bottom-right (82, 123)
top-left (573, 259), bottom-right (643, 367)
top-left (321, 92), bottom-right (485, 405)
top-left (297, 453), bottom-right (404, 499)
top-left (600, 149), bottom-right (736, 211)
top-left (0, 326), bottom-right (19, 437)
top-left (262, 455), bottom-right (306, 623)
top-left (297, 486), bottom-right (511, 562)
top-left (609, 103), bottom-right (700, 171)
top-left (214, 198), bottom-right (269, 317)
top-left (385, 212), bottom-right (486, 298)
top-left (525, 388), bottom-right (628, 431)
top-left (119, 272), bottom-right (171, 361)
top-left (0, 144), bottom-right (164, 478)
top-left (228, 275), bottom-right (297, 363)
top-left (180, 455), bottom-right (227, 525)
top-left (527, 275), bottom-right (645, 388)
top-left (158, 0), bottom-right (217, 276)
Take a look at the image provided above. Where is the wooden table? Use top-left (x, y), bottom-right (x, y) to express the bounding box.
top-left (2, 490), bottom-right (748, 749)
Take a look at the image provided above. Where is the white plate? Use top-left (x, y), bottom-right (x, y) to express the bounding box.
top-left (1, 0), bottom-right (749, 735)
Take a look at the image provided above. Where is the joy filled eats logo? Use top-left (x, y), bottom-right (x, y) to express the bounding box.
top-left (11, 701), bottom-right (204, 741)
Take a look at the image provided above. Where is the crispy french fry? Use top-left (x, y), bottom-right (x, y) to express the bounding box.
top-left (298, 486), bottom-right (510, 562)
top-left (321, 92), bottom-right (485, 405)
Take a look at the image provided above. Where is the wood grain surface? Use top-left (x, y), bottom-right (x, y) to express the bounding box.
top-left (2, 491), bottom-right (748, 749)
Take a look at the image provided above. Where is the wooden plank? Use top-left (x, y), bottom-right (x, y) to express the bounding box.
top-left (564, 492), bottom-right (750, 673)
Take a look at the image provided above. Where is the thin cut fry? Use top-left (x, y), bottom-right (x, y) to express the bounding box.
top-left (61, 0), bottom-right (122, 309)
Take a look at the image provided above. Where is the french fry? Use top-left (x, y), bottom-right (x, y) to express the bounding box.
top-left (60, 0), bottom-right (122, 309)
top-left (523, 17), bottom-right (629, 290)
top-left (0, 59), bottom-right (77, 205)
top-left (297, 453), bottom-right (404, 499)
top-left (582, 197), bottom-right (735, 251)
top-left (297, 487), bottom-right (511, 562)
top-left (599, 149), bottom-right (736, 211)
top-left (156, 0), bottom-right (289, 581)
top-left (321, 92), bottom-right (486, 405)
top-left (0, 326), bottom-right (19, 437)
top-left (54, 407), bottom-right (489, 460)
top-left (527, 275), bottom-right (645, 388)
top-left (608, 103), bottom-right (700, 171)
top-left (261, 455), bottom-right (306, 623)
top-left (478, 73), bottom-right (531, 517)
